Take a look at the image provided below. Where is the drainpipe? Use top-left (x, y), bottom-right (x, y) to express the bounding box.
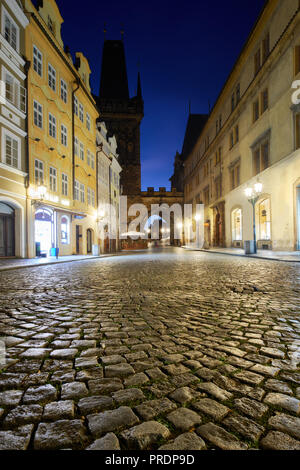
top-left (24, 59), bottom-right (31, 259)
top-left (72, 80), bottom-right (80, 201)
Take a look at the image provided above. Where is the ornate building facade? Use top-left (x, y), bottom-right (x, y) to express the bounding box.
top-left (0, 0), bottom-right (28, 258)
top-left (182, 0), bottom-right (300, 251)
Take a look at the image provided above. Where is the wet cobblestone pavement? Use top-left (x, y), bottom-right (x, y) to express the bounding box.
top-left (0, 248), bottom-right (300, 450)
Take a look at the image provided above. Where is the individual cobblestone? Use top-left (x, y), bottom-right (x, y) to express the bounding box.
top-left (0, 249), bottom-right (299, 451)
top-left (120, 421), bottom-right (170, 450)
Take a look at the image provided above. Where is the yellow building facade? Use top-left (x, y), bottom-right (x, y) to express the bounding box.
top-left (22, 0), bottom-right (98, 258)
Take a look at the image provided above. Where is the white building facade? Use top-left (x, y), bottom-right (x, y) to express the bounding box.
top-left (0, 0), bottom-right (28, 258)
top-left (184, 0), bottom-right (300, 252)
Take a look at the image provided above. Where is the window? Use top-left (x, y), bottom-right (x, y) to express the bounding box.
top-left (87, 187), bottom-right (95, 206)
top-left (261, 141), bottom-right (269, 170)
top-left (295, 46), bottom-right (300, 75)
top-left (215, 147), bottom-right (222, 165)
top-left (235, 125), bottom-right (239, 143)
top-left (90, 153), bottom-right (95, 169)
top-left (232, 208), bottom-right (242, 241)
top-left (74, 137), bottom-right (79, 156)
top-left (254, 49), bottom-right (261, 75)
top-left (253, 139), bottom-right (270, 175)
top-left (216, 120), bottom-right (219, 135)
top-left (74, 180), bottom-right (80, 200)
top-left (296, 114), bottom-right (300, 149)
top-left (261, 89), bottom-right (269, 114)
top-left (49, 167), bottom-right (57, 192)
top-left (61, 79), bottom-right (67, 103)
top-left (48, 15), bottom-right (55, 35)
top-left (203, 187), bottom-right (210, 205)
top-left (230, 163), bottom-right (240, 190)
top-left (79, 103), bottom-right (84, 122)
top-left (48, 64), bottom-right (56, 91)
top-left (4, 69), bottom-right (26, 113)
top-left (35, 159), bottom-right (44, 184)
top-left (230, 131), bottom-right (234, 149)
top-left (258, 199), bottom-right (271, 240)
top-left (219, 115), bottom-right (222, 130)
top-left (80, 183), bottom-right (85, 203)
top-left (33, 45), bottom-right (43, 76)
top-left (253, 99), bottom-right (260, 122)
top-left (49, 113), bottom-right (57, 139)
top-left (61, 124), bottom-right (67, 146)
top-left (236, 83), bottom-right (240, 103)
top-left (62, 173), bottom-right (68, 196)
top-left (79, 142), bottom-right (84, 161)
top-left (231, 93), bottom-right (235, 112)
top-left (215, 176), bottom-right (222, 199)
top-left (86, 113), bottom-right (91, 131)
top-left (3, 9), bottom-right (18, 51)
top-left (74, 96), bottom-right (78, 116)
top-left (87, 149), bottom-right (91, 167)
top-left (61, 216), bottom-right (69, 244)
top-left (34, 101), bottom-right (43, 128)
top-left (3, 130), bottom-right (19, 169)
top-left (262, 33), bottom-right (270, 62)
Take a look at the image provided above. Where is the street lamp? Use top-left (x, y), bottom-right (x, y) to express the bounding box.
top-left (245, 182), bottom-right (263, 254)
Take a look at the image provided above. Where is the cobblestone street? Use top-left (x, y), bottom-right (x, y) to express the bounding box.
top-left (0, 248), bottom-right (300, 450)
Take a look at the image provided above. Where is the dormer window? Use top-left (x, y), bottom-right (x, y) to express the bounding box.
top-left (48, 15), bottom-right (55, 35)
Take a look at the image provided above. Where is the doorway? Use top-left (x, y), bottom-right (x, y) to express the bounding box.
top-left (87, 229), bottom-right (93, 254)
top-left (0, 203), bottom-right (15, 257)
top-left (76, 225), bottom-right (82, 254)
top-left (35, 208), bottom-right (54, 255)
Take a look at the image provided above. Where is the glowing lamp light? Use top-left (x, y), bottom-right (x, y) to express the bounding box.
top-left (245, 187), bottom-right (253, 198)
top-left (194, 214), bottom-right (201, 221)
top-left (37, 185), bottom-right (47, 200)
top-left (177, 223), bottom-right (183, 229)
top-left (254, 182), bottom-right (263, 194)
top-left (98, 209), bottom-right (105, 218)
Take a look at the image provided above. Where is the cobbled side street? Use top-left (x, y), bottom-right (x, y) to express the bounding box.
top-left (0, 248), bottom-right (300, 450)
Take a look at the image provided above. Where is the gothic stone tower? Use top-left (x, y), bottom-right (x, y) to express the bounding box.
top-left (97, 40), bottom-right (144, 195)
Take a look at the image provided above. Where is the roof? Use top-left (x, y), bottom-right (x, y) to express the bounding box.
top-left (181, 114), bottom-right (208, 160)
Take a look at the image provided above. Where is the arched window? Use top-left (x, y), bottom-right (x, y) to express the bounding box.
top-left (232, 208), bottom-right (242, 241)
top-left (258, 199), bottom-right (271, 240)
top-left (61, 216), bottom-right (69, 244)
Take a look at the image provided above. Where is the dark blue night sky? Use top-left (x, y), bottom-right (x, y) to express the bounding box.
top-left (57, 0), bottom-right (266, 190)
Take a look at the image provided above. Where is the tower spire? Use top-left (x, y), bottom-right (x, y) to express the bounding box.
top-left (137, 70), bottom-right (142, 100)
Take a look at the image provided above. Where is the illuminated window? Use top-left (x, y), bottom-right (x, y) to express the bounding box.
top-left (49, 167), bottom-right (57, 192)
top-left (258, 199), bottom-right (271, 240)
top-left (62, 173), bottom-right (68, 196)
top-left (232, 208), bottom-right (242, 241)
top-left (35, 159), bottom-right (44, 185)
top-left (61, 216), bottom-right (69, 244)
